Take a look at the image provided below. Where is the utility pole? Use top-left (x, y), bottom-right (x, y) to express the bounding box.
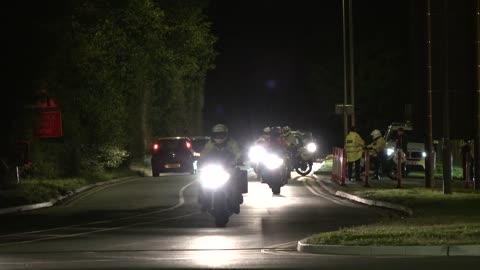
top-left (425, 0), bottom-right (434, 188)
top-left (342, 0), bottom-right (350, 138)
top-left (442, 0), bottom-right (452, 194)
top-left (475, 0), bottom-right (480, 190)
top-left (349, 0), bottom-right (355, 127)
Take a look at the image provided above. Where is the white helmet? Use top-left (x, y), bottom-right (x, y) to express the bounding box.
top-left (371, 129), bottom-right (382, 140)
top-left (263, 127), bottom-right (271, 133)
top-left (212, 124), bottom-right (228, 144)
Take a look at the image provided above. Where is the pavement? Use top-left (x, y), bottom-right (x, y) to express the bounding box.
top-left (297, 171), bottom-right (480, 257)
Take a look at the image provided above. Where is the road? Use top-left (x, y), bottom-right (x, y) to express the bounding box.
top-left (0, 172), bottom-right (478, 269)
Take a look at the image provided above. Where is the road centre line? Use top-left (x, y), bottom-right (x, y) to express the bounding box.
top-left (0, 212), bottom-right (198, 246)
top-left (0, 180), bottom-right (196, 239)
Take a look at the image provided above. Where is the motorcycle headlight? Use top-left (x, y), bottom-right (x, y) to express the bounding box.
top-left (386, 148), bottom-right (395, 156)
top-left (200, 164), bottom-right (230, 190)
top-left (263, 154), bottom-right (284, 170)
top-left (306, 142), bottom-right (317, 153)
top-left (248, 145), bottom-right (267, 163)
top-left (422, 152), bottom-right (427, 158)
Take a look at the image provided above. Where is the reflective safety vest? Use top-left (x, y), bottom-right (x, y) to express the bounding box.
top-left (367, 137), bottom-right (386, 157)
top-left (345, 131), bottom-right (365, 162)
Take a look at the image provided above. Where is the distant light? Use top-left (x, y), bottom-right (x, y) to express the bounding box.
top-left (186, 141), bottom-right (192, 149)
top-left (422, 152), bottom-right (427, 158)
top-left (153, 144), bottom-right (159, 150)
top-left (266, 79), bottom-right (277, 89)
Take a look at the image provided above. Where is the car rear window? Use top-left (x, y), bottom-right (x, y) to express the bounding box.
top-left (156, 139), bottom-right (188, 152)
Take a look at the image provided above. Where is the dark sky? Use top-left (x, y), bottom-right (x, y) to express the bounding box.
top-left (203, 0), bottom-right (406, 150)
top-left (204, 0), bottom-right (477, 152)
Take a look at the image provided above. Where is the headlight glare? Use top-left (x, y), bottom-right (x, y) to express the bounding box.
top-left (263, 154), bottom-right (284, 170)
top-left (386, 148), bottom-right (395, 156)
top-left (249, 145), bottom-right (267, 163)
top-left (200, 164), bottom-right (230, 189)
top-left (306, 142), bottom-right (317, 152)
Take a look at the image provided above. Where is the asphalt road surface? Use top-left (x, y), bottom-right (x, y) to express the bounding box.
top-left (0, 172), bottom-right (478, 269)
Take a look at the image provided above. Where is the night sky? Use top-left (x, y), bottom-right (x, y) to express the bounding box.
top-left (204, 0), bottom-right (477, 153)
top-left (204, 0), bottom-right (408, 151)
top-left (1, 0), bottom-right (477, 156)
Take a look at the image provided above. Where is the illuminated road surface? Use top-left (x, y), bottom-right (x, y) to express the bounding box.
top-left (0, 171), bottom-right (478, 269)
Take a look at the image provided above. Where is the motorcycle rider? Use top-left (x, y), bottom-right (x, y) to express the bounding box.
top-left (255, 126), bottom-right (272, 146)
top-left (281, 126), bottom-right (299, 174)
top-left (198, 123), bottom-right (242, 211)
top-left (366, 129), bottom-right (386, 180)
top-left (281, 126), bottom-right (298, 148)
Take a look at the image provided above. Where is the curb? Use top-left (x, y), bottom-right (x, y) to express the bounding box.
top-left (313, 175), bottom-right (413, 216)
top-left (297, 241), bottom-right (480, 256)
top-left (302, 175), bottom-right (480, 257)
top-left (0, 176), bottom-right (137, 215)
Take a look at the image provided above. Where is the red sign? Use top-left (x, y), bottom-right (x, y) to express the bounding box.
top-left (35, 110), bottom-right (63, 138)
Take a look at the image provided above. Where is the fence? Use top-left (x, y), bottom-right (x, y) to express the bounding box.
top-left (332, 147), bottom-right (346, 186)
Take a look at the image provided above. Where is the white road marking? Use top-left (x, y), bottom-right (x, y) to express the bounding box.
top-left (0, 212), bottom-right (198, 246)
top-left (0, 180), bottom-right (196, 241)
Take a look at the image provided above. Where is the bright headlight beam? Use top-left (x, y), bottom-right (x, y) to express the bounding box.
top-left (306, 142), bottom-right (317, 152)
top-left (200, 164), bottom-right (230, 189)
top-left (422, 152), bottom-right (427, 158)
top-left (263, 154), bottom-right (284, 170)
top-left (386, 148), bottom-right (395, 156)
top-left (248, 145), bottom-right (267, 163)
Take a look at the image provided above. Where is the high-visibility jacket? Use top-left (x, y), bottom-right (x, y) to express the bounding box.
top-left (367, 137), bottom-right (386, 157)
top-left (345, 131), bottom-right (365, 162)
top-left (201, 137), bottom-right (242, 163)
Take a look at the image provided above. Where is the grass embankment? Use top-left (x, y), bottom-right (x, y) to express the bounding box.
top-left (307, 188), bottom-right (480, 246)
top-left (311, 156), bottom-right (478, 246)
top-left (0, 168), bottom-right (136, 208)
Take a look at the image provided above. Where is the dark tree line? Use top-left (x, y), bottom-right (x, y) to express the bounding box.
top-left (2, 0), bottom-right (216, 178)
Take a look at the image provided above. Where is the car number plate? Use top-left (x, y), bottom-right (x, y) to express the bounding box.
top-left (165, 163), bottom-right (181, 169)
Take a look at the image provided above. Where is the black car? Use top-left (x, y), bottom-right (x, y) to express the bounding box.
top-left (151, 137), bottom-right (197, 176)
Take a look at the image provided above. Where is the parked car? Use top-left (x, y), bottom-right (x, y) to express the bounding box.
top-left (384, 122), bottom-right (428, 173)
top-left (151, 137), bottom-right (197, 176)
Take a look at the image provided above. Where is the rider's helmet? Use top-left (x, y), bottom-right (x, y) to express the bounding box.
top-left (263, 126), bottom-right (271, 134)
top-left (370, 129), bottom-right (382, 140)
top-left (282, 126), bottom-right (291, 136)
top-left (212, 124), bottom-right (228, 144)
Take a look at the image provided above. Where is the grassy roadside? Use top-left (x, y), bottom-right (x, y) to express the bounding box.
top-left (307, 187), bottom-right (480, 246)
top-left (309, 157), bottom-right (479, 246)
top-left (0, 167), bottom-right (137, 208)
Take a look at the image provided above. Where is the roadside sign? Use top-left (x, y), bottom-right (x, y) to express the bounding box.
top-left (335, 104), bottom-right (353, 115)
top-left (35, 110), bottom-right (63, 138)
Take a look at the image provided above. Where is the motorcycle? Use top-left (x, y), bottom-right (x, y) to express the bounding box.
top-left (198, 160), bottom-right (248, 227)
top-left (291, 142), bottom-right (317, 176)
top-left (249, 144), bottom-right (289, 195)
top-left (385, 148), bottom-right (407, 180)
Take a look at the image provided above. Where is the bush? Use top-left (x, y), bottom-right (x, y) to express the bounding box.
top-left (80, 144), bottom-right (129, 174)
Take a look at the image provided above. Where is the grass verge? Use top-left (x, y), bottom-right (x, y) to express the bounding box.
top-left (0, 167), bottom-right (137, 208)
top-left (306, 188), bottom-right (480, 246)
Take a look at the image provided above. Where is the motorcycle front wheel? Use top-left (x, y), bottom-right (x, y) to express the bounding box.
top-left (214, 210), bottom-right (230, 227)
top-left (271, 184), bottom-right (281, 195)
top-left (295, 161), bottom-right (313, 176)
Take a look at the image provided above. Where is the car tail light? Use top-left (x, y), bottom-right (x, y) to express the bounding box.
top-left (186, 141), bottom-right (192, 149)
top-left (153, 143), bottom-right (159, 151)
